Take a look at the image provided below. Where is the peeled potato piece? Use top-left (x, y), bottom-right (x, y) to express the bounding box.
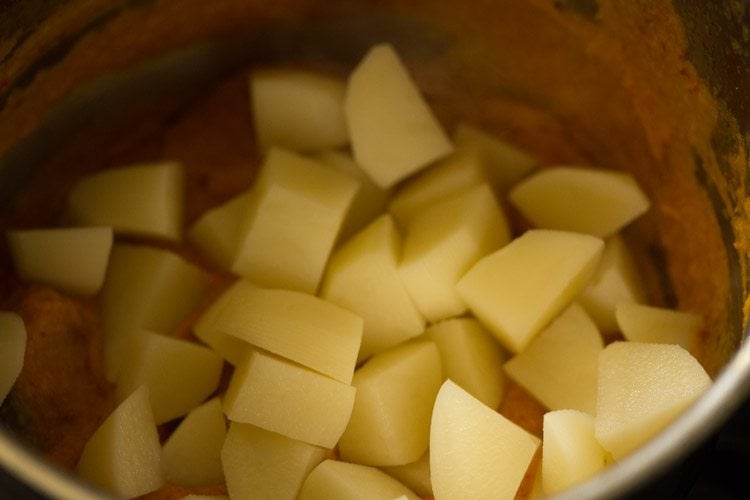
top-left (0, 312), bottom-right (26, 405)
top-left (615, 302), bottom-right (702, 352)
top-left (187, 191), bottom-right (250, 271)
top-left (380, 451), bottom-right (432, 497)
top-left (299, 460), bottom-right (419, 500)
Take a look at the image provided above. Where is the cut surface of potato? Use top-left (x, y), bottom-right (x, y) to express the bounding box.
top-left (338, 341), bottom-right (442, 466)
top-left (6, 226), bottom-right (113, 296)
top-left (320, 214), bottom-right (424, 362)
top-left (457, 229), bottom-right (604, 353)
top-left (508, 166), bottom-right (650, 238)
top-left (77, 386), bottom-right (163, 498)
top-left (424, 317), bottom-right (505, 409)
top-left (187, 191), bottom-right (250, 271)
top-left (67, 161), bottom-right (183, 240)
top-left (100, 243), bottom-right (210, 382)
top-left (299, 459), bottom-right (419, 500)
top-left (430, 380), bottom-right (540, 500)
top-left (542, 410), bottom-right (606, 494)
top-left (0, 312), bottom-right (26, 405)
top-left (615, 302), bottom-right (702, 352)
top-left (223, 350), bottom-right (356, 448)
top-left (161, 397), bottom-right (226, 487)
top-left (116, 333), bottom-right (224, 425)
top-left (232, 147), bottom-right (359, 293)
top-left (504, 304), bottom-right (603, 414)
top-left (345, 43), bottom-right (453, 188)
top-left (251, 69), bottom-right (348, 152)
top-left (595, 342), bottom-right (712, 459)
top-left (209, 286), bottom-right (362, 383)
top-left (380, 451), bottom-right (432, 497)
top-left (222, 422), bottom-right (326, 500)
top-left (399, 183), bottom-right (511, 322)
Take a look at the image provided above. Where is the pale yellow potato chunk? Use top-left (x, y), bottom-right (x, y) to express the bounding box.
top-left (430, 380), bottom-right (540, 500)
top-left (457, 229), bottom-right (604, 353)
top-left (251, 69), bottom-right (348, 152)
top-left (338, 341), bottom-right (442, 466)
top-left (67, 161), bottom-right (183, 240)
top-left (578, 234), bottom-right (646, 332)
top-left (615, 302), bottom-right (702, 352)
top-left (161, 397), bottom-right (226, 487)
top-left (453, 122), bottom-right (538, 191)
top-left (223, 350), bottom-right (355, 448)
top-left (6, 226), bottom-right (113, 296)
top-left (116, 333), bottom-right (223, 424)
top-left (344, 43), bottom-right (453, 187)
top-left (77, 386), bottom-right (163, 497)
top-left (320, 215), bottom-right (424, 362)
top-left (504, 304), bottom-right (603, 414)
top-left (542, 410), bottom-right (606, 494)
top-left (399, 183), bottom-right (511, 322)
top-left (222, 422), bottom-right (326, 500)
top-left (0, 312), bottom-right (26, 405)
top-left (232, 148), bottom-right (359, 293)
top-left (380, 451), bottom-right (432, 497)
top-left (209, 286), bottom-right (361, 383)
top-left (595, 342), bottom-right (712, 459)
top-left (299, 460), bottom-right (419, 500)
top-left (509, 166), bottom-right (650, 238)
top-left (101, 243), bottom-right (210, 381)
top-left (187, 191), bottom-right (250, 271)
top-left (424, 317), bottom-right (505, 409)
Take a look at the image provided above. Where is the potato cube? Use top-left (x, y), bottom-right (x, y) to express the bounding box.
top-left (161, 397), bottom-right (226, 487)
top-left (399, 183), bottom-right (511, 322)
top-left (299, 460), bottom-right (419, 500)
top-left (424, 317), bottom-right (505, 409)
top-left (595, 342), bottom-right (711, 459)
top-left (320, 215), bottom-right (424, 362)
top-left (430, 380), bottom-right (540, 500)
top-left (187, 191), bottom-right (250, 271)
top-left (6, 226), bottom-right (113, 296)
top-left (615, 302), bottom-right (702, 352)
top-left (338, 341), bottom-right (442, 466)
top-left (0, 312), bottom-right (26, 405)
top-left (67, 161), bottom-right (183, 240)
top-left (222, 422), bottom-right (326, 500)
top-left (457, 229), bottom-right (604, 353)
top-left (232, 148), bottom-right (359, 293)
top-left (504, 304), bottom-right (603, 414)
top-left (223, 350), bottom-right (355, 448)
top-left (380, 451), bottom-right (432, 497)
top-left (344, 43), bottom-right (453, 187)
top-left (509, 166), bottom-right (650, 238)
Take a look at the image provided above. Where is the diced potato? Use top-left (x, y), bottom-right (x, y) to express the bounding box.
top-left (161, 397), bottom-right (227, 487)
top-left (508, 166), bottom-right (650, 238)
top-left (187, 191), bottom-right (250, 271)
top-left (344, 43), bottom-right (453, 187)
top-left (251, 69), bottom-right (348, 152)
top-left (615, 302), bottom-right (702, 352)
top-left (101, 243), bottom-right (210, 381)
top-left (542, 410), bottom-right (606, 494)
top-left (116, 333), bottom-right (224, 424)
top-left (232, 148), bottom-right (359, 293)
top-left (299, 460), bottom-right (419, 500)
top-left (223, 350), bottom-right (355, 448)
top-left (578, 234), bottom-right (646, 332)
top-left (222, 422), bottom-right (326, 500)
top-left (77, 386), bottom-right (163, 497)
top-left (430, 380), bottom-right (540, 500)
top-left (453, 122), bottom-right (538, 191)
top-left (67, 161), bottom-right (183, 240)
top-left (315, 150), bottom-right (391, 240)
top-left (424, 317), bottom-right (505, 409)
top-left (380, 451), bottom-right (432, 497)
top-left (457, 229), bottom-right (604, 353)
top-left (0, 312), bottom-right (26, 405)
top-left (338, 341), bottom-right (442, 466)
top-left (399, 183), bottom-right (511, 322)
top-left (387, 147), bottom-right (487, 229)
top-left (320, 215), bottom-right (424, 362)
top-left (209, 286), bottom-right (361, 383)
top-left (504, 304), bottom-right (602, 414)
top-left (6, 226), bottom-right (113, 296)
top-left (595, 342), bottom-right (711, 459)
